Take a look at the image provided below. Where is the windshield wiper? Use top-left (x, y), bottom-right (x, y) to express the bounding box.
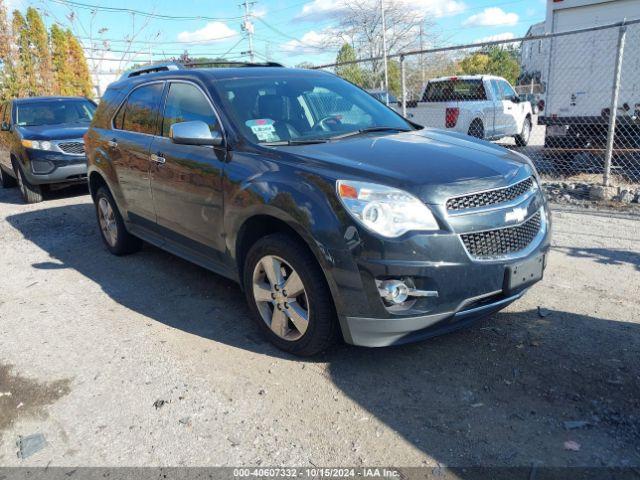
top-left (262, 138), bottom-right (329, 146)
top-left (327, 126), bottom-right (412, 140)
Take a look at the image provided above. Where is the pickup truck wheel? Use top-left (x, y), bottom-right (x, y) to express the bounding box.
top-left (468, 120), bottom-right (484, 139)
top-left (244, 233), bottom-right (337, 356)
top-left (515, 117), bottom-right (532, 147)
top-left (94, 186), bottom-right (142, 255)
top-left (0, 166), bottom-right (17, 188)
top-left (14, 163), bottom-right (43, 203)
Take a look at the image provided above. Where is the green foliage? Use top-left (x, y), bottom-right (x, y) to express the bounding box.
top-left (50, 25), bottom-right (74, 95)
top-left (335, 44), bottom-right (364, 87)
top-left (26, 7), bottom-right (53, 95)
top-left (66, 28), bottom-right (94, 97)
top-left (457, 46), bottom-right (520, 85)
top-left (12, 10), bottom-right (33, 97)
top-left (0, 6), bottom-right (94, 100)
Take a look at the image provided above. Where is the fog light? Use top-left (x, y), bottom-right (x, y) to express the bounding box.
top-left (379, 280), bottom-right (409, 304)
top-left (377, 278), bottom-right (439, 306)
top-left (31, 160), bottom-right (54, 174)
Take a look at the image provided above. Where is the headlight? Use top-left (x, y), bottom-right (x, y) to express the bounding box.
top-left (336, 180), bottom-right (439, 238)
top-left (21, 139), bottom-right (54, 151)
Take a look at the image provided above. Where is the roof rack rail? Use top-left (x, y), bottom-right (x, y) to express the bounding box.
top-left (120, 62), bottom-right (182, 80)
top-left (183, 60), bottom-right (284, 68)
top-left (119, 60), bottom-right (285, 80)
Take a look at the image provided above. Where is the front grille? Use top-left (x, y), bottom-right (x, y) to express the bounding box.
top-left (57, 141), bottom-right (85, 155)
top-left (447, 177), bottom-right (535, 211)
top-left (461, 212), bottom-right (542, 259)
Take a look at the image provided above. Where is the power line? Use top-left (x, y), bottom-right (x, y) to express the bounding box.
top-left (49, 0), bottom-right (247, 21)
top-left (75, 34), bottom-right (241, 45)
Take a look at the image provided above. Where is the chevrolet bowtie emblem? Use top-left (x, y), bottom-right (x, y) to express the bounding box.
top-left (505, 207), bottom-right (527, 223)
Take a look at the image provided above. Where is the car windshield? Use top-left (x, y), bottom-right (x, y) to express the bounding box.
top-left (16, 100), bottom-right (96, 127)
top-left (213, 74), bottom-right (412, 144)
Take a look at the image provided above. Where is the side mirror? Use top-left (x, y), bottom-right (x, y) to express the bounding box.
top-left (169, 121), bottom-right (223, 146)
top-left (1, 122), bottom-right (10, 131)
top-left (511, 95), bottom-right (521, 103)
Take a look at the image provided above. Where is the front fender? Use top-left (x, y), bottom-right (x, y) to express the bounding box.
top-left (223, 158), bottom-right (369, 318)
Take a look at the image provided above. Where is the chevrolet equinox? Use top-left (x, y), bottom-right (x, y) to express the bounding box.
top-left (85, 62), bottom-right (551, 356)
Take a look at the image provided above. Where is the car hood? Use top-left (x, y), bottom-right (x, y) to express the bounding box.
top-left (278, 128), bottom-right (533, 203)
top-left (17, 123), bottom-right (89, 140)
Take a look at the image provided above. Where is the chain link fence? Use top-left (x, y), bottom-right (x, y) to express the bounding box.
top-left (313, 19), bottom-right (640, 203)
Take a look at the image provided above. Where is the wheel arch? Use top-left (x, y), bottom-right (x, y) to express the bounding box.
top-left (89, 170), bottom-right (109, 200)
top-left (234, 212), bottom-right (335, 292)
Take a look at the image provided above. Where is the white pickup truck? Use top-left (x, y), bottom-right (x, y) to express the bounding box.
top-left (405, 75), bottom-right (533, 146)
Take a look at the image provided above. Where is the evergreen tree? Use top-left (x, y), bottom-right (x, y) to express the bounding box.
top-left (26, 7), bottom-right (53, 95)
top-left (12, 10), bottom-right (32, 96)
top-left (0, 0), bottom-right (16, 100)
top-left (66, 29), bottom-right (93, 97)
top-left (335, 43), bottom-right (364, 87)
top-left (50, 24), bottom-right (74, 95)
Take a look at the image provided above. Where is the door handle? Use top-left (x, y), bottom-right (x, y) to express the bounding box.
top-left (108, 139), bottom-right (118, 148)
top-left (150, 153), bottom-right (166, 165)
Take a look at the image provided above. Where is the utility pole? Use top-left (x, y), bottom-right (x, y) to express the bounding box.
top-left (240, 0), bottom-right (256, 62)
top-left (380, 0), bottom-right (388, 100)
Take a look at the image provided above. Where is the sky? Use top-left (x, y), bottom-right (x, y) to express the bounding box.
top-left (27, 0), bottom-right (547, 75)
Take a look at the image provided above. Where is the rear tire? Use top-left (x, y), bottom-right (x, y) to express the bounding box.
top-left (515, 116), bottom-right (532, 147)
top-left (14, 163), bottom-right (43, 203)
top-left (468, 120), bottom-right (484, 139)
top-left (94, 186), bottom-right (142, 255)
top-left (0, 166), bottom-right (17, 188)
top-left (243, 233), bottom-right (337, 356)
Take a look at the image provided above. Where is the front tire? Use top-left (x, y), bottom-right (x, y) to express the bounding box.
top-left (0, 166), bottom-right (17, 188)
top-left (243, 233), bottom-right (337, 356)
top-left (515, 116), bottom-right (532, 147)
top-left (94, 186), bottom-right (142, 255)
top-left (14, 163), bottom-right (43, 203)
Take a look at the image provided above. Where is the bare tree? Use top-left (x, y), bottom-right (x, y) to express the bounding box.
top-left (333, 0), bottom-right (437, 89)
top-left (36, 0), bottom-right (161, 79)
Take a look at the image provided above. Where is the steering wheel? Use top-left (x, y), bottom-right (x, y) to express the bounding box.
top-left (311, 115), bottom-right (343, 133)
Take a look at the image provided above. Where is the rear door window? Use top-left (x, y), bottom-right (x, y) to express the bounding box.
top-left (116, 83), bottom-right (163, 134)
top-left (422, 80), bottom-right (486, 102)
top-left (161, 82), bottom-right (220, 137)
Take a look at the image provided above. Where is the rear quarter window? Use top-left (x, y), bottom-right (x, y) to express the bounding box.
top-left (92, 88), bottom-right (126, 129)
top-left (422, 80), bottom-right (487, 102)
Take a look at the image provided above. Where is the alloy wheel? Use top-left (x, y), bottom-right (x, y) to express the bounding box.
top-left (97, 197), bottom-right (118, 247)
top-left (252, 255), bottom-right (309, 341)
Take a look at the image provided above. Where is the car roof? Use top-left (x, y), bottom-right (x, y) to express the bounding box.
top-left (429, 75), bottom-right (506, 82)
top-left (12, 96), bottom-right (89, 104)
top-left (109, 67), bottom-right (331, 90)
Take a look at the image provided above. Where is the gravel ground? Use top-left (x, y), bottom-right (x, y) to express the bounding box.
top-left (0, 185), bottom-right (638, 468)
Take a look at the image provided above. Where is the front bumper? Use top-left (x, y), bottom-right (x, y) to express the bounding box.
top-left (332, 194), bottom-right (551, 347)
top-left (24, 150), bottom-right (87, 185)
top-left (342, 289), bottom-right (526, 347)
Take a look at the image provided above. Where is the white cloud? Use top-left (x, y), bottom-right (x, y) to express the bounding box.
top-left (474, 32), bottom-right (515, 44)
top-left (280, 29), bottom-right (337, 56)
top-left (177, 21), bottom-right (239, 44)
top-left (295, 0), bottom-right (347, 21)
top-left (296, 0), bottom-right (466, 21)
top-left (406, 0), bottom-right (467, 19)
top-left (463, 7), bottom-right (519, 27)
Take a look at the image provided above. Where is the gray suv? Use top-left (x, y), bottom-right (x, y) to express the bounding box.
top-left (85, 62), bottom-right (551, 356)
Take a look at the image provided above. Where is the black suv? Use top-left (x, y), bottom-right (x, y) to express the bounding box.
top-left (0, 96), bottom-right (96, 203)
top-left (85, 62), bottom-right (550, 356)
